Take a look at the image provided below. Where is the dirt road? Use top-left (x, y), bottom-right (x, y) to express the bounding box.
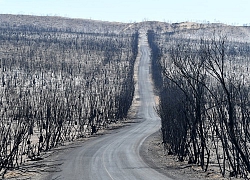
top-left (43, 33), bottom-right (172, 180)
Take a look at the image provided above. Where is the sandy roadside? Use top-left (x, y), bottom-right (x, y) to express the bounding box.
top-left (140, 131), bottom-right (243, 180)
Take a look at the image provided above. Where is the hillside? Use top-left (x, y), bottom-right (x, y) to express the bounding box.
top-left (1, 14), bottom-right (250, 41)
top-left (0, 14), bottom-right (131, 34)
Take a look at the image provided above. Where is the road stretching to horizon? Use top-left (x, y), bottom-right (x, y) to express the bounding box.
top-left (45, 33), bottom-right (172, 180)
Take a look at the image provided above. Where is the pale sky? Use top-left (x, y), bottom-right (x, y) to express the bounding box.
top-left (0, 0), bottom-right (249, 25)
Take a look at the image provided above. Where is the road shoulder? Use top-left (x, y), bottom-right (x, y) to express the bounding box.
top-left (139, 131), bottom-right (221, 180)
top-left (140, 131), bottom-right (242, 179)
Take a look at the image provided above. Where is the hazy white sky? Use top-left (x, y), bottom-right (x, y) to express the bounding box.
top-left (0, 0), bottom-right (249, 25)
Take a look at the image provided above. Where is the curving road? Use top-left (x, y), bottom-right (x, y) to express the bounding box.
top-left (45, 33), bottom-right (172, 180)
